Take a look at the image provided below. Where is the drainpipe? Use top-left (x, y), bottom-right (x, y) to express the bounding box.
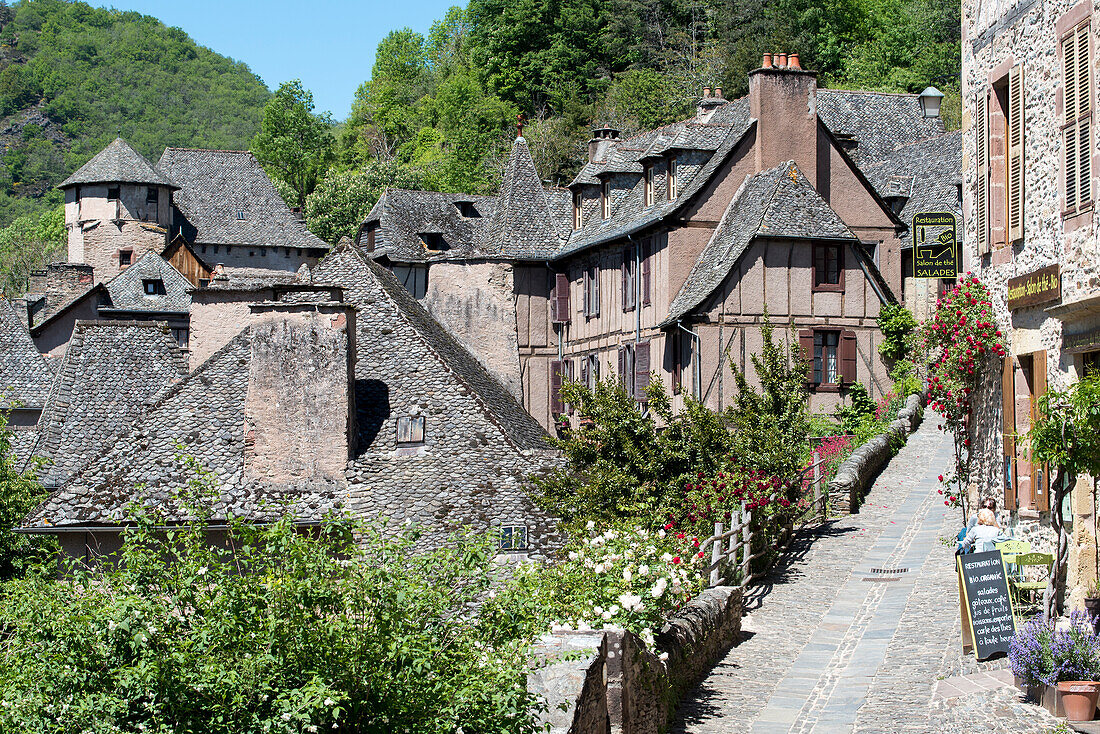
top-left (676, 320), bottom-right (701, 399)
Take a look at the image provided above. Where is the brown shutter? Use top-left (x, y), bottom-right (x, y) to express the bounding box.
top-left (550, 359), bottom-right (564, 416)
top-left (618, 345), bottom-right (627, 391)
top-left (641, 240), bottom-right (651, 305)
top-left (799, 329), bottom-right (814, 383)
top-left (553, 272), bottom-right (571, 323)
top-left (1001, 355), bottom-right (1017, 511)
top-left (580, 355), bottom-right (589, 387)
top-left (839, 330), bottom-right (857, 384)
top-left (621, 247), bottom-right (634, 312)
top-left (1031, 350), bottom-right (1049, 512)
top-left (670, 331), bottom-right (682, 393)
top-left (1007, 64), bottom-right (1025, 242)
top-left (634, 341), bottom-right (651, 401)
top-left (976, 90), bottom-right (990, 255)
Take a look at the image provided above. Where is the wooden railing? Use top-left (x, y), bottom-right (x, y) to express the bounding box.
top-left (700, 450), bottom-right (830, 588)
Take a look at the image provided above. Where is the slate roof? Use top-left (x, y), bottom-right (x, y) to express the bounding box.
top-left (664, 161), bottom-right (858, 325)
top-left (101, 252), bottom-right (191, 314)
top-left (31, 321), bottom-right (189, 489)
top-left (480, 137), bottom-right (562, 258)
top-left (863, 131), bottom-right (963, 245)
top-left (361, 189), bottom-right (498, 264)
top-left (816, 90), bottom-right (947, 166)
top-left (157, 148), bottom-right (329, 251)
top-left (204, 266), bottom-right (305, 291)
top-left (59, 137), bottom-right (175, 189)
top-left (0, 298), bottom-right (53, 410)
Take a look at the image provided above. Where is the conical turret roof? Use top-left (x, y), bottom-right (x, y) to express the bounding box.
top-left (59, 137), bottom-right (176, 189)
top-left (480, 136), bottom-right (561, 258)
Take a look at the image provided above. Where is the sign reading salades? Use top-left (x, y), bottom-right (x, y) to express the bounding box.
top-left (1007, 265), bottom-right (1061, 310)
top-left (957, 550), bottom-right (1017, 660)
top-left (913, 212), bottom-right (958, 278)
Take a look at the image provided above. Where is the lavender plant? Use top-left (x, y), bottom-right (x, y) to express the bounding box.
top-left (1011, 611), bottom-right (1100, 686)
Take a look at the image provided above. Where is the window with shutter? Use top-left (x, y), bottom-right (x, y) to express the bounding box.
top-left (641, 239), bottom-right (651, 306)
top-left (1001, 355), bottom-right (1017, 511)
top-left (634, 341), bottom-right (651, 402)
top-left (1063, 23), bottom-right (1092, 215)
top-left (644, 164), bottom-right (654, 207)
top-left (622, 246), bottom-right (636, 312)
top-left (810, 330), bottom-right (842, 387)
top-left (670, 331), bottom-right (683, 394)
top-left (618, 344), bottom-right (634, 397)
top-left (839, 330), bottom-right (857, 384)
top-left (553, 272), bottom-right (571, 323)
top-left (976, 90), bottom-right (990, 255)
top-left (572, 190), bottom-right (583, 230)
top-left (550, 360), bottom-right (565, 416)
top-left (601, 180), bottom-right (611, 219)
top-left (667, 156), bottom-right (678, 199)
top-left (1007, 64), bottom-right (1025, 242)
top-left (798, 330), bottom-right (814, 384)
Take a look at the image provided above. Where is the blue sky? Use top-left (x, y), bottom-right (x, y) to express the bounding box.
top-left (104, 1), bottom-right (459, 120)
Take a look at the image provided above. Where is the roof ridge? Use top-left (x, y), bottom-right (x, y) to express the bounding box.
top-left (818, 87), bottom-right (921, 98)
top-left (162, 147), bottom-right (253, 154)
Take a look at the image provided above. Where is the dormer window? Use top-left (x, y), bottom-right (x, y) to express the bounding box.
top-left (397, 415), bottom-right (425, 445)
top-left (601, 180), bottom-right (611, 219)
top-left (143, 279), bottom-right (166, 296)
top-left (420, 233), bottom-right (447, 251)
top-left (455, 201), bottom-right (480, 218)
top-left (572, 190), bottom-right (582, 230)
top-left (366, 223), bottom-right (378, 252)
top-left (107, 186), bottom-right (120, 201)
top-left (666, 156), bottom-right (678, 200)
top-left (644, 164), bottom-right (655, 207)
top-left (236, 209), bottom-right (246, 220)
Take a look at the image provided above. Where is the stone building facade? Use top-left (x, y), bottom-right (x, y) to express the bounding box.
top-left (963, 0), bottom-right (1100, 605)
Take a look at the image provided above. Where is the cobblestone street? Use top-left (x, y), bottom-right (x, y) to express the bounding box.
top-left (669, 417), bottom-right (1062, 734)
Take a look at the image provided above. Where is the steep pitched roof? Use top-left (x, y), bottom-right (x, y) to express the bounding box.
top-left (157, 148), bottom-right (329, 251)
top-left (361, 189), bottom-right (498, 263)
top-left (816, 90), bottom-right (947, 166)
top-left (0, 298), bottom-right (53, 410)
top-left (664, 161), bottom-right (857, 324)
top-left (863, 131), bottom-right (962, 245)
top-left (480, 137), bottom-right (562, 258)
top-left (59, 137), bottom-right (175, 189)
top-left (102, 252), bottom-right (191, 314)
top-left (31, 321), bottom-right (189, 489)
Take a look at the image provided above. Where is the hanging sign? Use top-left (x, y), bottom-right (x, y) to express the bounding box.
top-left (958, 550), bottom-right (1017, 660)
top-left (913, 212), bottom-right (959, 278)
top-left (1007, 265), bottom-right (1061, 310)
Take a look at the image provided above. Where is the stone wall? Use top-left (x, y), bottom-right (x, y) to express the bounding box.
top-left (827, 393), bottom-right (925, 514)
top-left (527, 586), bottom-right (743, 734)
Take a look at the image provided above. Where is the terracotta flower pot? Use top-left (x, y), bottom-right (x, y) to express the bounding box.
top-left (1057, 681), bottom-right (1099, 722)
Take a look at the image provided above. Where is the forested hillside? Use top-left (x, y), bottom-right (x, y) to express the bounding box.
top-left (0, 0), bottom-right (270, 225)
top-left (304, 0), bottom-right (960, 241)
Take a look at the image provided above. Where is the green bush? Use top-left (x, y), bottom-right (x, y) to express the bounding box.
top-left (877, 304), bottom-right (918, 362)
top-left (835, 382), bottom-right (877, 435)
top-left (0, 408), bottom-right (54, 578)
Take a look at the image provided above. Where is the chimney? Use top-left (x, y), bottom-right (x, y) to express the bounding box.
top-left (748, 52), bottom-right (819, 181)
top-left (702, 86), bottom-right (711, 98)
top-left (762, 53), bottom-right (773, 69)
top-left (587, 124), bottom-right (621, 163)
top-left (714, 87), bottom-right (723, 99)
top-left (244, 300), bottom-right (356, 488)
top-left (34, 262), bottom-right (93, 312)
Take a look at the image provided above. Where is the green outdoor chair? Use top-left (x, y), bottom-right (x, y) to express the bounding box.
top-left (1010, 552), bottom-right (1053, 610)
top-left (996, 540), bottom-right (1032, 580)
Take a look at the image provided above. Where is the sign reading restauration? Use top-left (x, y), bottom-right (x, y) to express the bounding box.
top-left (957, 550), bottom-right (1017, 660)
top-left (1007, 264), bottom-right (1061, 310)
top-left (913, 212), bottom-right (958, 278)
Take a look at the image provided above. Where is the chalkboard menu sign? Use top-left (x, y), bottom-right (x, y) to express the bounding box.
top-left (957, 550), bottom-right (1017, 660)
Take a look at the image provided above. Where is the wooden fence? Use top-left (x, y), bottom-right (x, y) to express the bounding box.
top-left (699, 450), bottom-right (830, 588)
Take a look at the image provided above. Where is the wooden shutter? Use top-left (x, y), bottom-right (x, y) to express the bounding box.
top-left (550, 359), bottom-right (565, 415)
top-left (839, 330), bottom-right (857, 384)
top-left (976, 90), bottom-right (990, 255)
top-left (621, 247), bottom-right (634, 312)
top-left (1031, 350), bottom-right (1049, 512)
top-left (580, 355), bottom-right (589, 387)
top-left (799, 329), bottom-right (814, 383)
top-left (670, 331), bottom-right (682, 393)
top-left (593, 264), bottom-right (600, 316)
top-left (1007, 64), bottom-right (1025, 242)
top-left (1064, 25), bottom-right (1092, 212)
top-left (634, 341), bottom-right (651, 401)
top-left (617, 345), bottom-right (627, 391)
top-left (553, 273), bottom-right (571, 323)
top-left (641, 240), bottom-right (651, 305)
top-left (1001, 355), bottom-right (1017, 511)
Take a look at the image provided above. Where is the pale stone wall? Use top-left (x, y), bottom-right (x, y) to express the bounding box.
top-left (188, 289), bottom-right (275, 369)
top-left (80, 221), bottom-right (165, 283)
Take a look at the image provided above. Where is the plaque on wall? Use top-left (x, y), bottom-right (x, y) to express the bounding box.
top-left (913, 212), bottom-right (959, 278)
top-left (1007, 265), bottom-right (1061, 310)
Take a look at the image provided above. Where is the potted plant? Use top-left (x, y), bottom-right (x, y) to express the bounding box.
top-left (1012, 611), bottom-right (1100, 720)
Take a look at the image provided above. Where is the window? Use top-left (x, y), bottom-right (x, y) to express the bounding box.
top-left (213, 245), bottom-right (219, 254)
top-left (640, 238), bottom-right (652, 305)
top-left (393, 265), bottom-right (428, 300)
top-left (118, 250), bottom-right (132, 268)
top-left (583, 263), bottom-right (600, 317)
top-left (801, 329), bottom-right (856, 388)
top-left (260, 247), bottom-right (266, 257)
top-left (622, 245), bottom-right (636, 312)
top-left (455, 201), bottom-right (480, 218)
top-left (143, 279), bottom-right (166, 296)
top-left (619, 343), bottom-right (635, 397)
top-left (572, 190), bottom-right (582, 230)
top-left (284, 248), bottom-right (291, 258)
top-left (499, 525), bottom-right (528, 551)
top-left (420, 233), bottom-right (447, 251)
top-left (75, 187), bottom-right (82, 202)
top-left (976, 64), bottom-right (1026, 250)
top-left (107, 186), bottom-right (120, 201)
top-left (812, 243), bottom-right (844, 290)
top-left (644, 164), bottom-right (655, 207)
top-left (581, 352), bottom-right (600, 390)
top-left (1064, 22), bottom-right (1092, 214)
top-left (198, 279), bottom-right (210, 288)
top-left (549, 359), bottom-right (573, 416)
top-left (862, 241), bottom-right (880, 268)
top-left (366, 224), bottom-right (377, 252)
top-left (236, 209), bottom-right (246, 220)
top-left (667, 156), bottom-right (678, 200)
top-left (552, 272), bottom-right (571, 324)
top-left (814, 331), bottom-right (840, 385)
top-left (1083, 350), bottom-right (1100, 375)
top-left (171, 328), bottom-right (189, 349)
top-left (618, 341), bottom-right (651, 402)
top-left (601, 180), bottom-right (611, 219)
top-left (396, 416), bottom-right (425, 445)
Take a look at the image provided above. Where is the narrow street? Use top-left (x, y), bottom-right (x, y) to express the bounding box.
top-left (670, 418), bottom-right (1061, 733)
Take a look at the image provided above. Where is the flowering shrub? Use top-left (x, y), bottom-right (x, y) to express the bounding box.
top-left (1010, 611), bottom-right (1100, 686)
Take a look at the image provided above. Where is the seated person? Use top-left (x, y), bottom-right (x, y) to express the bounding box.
top-left (958, 508), bottom-right (1011, 554)
top-left (967, 497), bottom-right (1001, 530)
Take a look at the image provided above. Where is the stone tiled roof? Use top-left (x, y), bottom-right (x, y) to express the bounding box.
top-left (665, 161), bottom-right (857, 324)
top-left (0, 298), bottom-right (53, 410)
top-left (204, 266), bottom-right (305, 291)
top-left (59, 137), bottom-right (176, 189)
top-left (102, 252), bottom-right (191, 314)
top-left (863, 131), bottom-right (962, 245)
top-left (31, 321), bottom-right (189, 489)
top-left (361, 189), bottom-right (498, 264)
top-left (480, 137), bottom-right (562, 258)
top-left (157, 148), bottom-right (329, 251)
top-left (816, 90), bottom-right (947, 166)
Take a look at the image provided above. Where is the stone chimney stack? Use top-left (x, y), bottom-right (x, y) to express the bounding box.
top-left (243, 300), bottom-right (356, 488)
top-left (749, 52), bottom-right (819, 181)
top-left (587, 124), bottom-right (621, 163)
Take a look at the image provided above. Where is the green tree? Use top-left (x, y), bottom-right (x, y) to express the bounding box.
top-left (0, 204), bottom-right (65, 295)
top-left (250, 80), bottom-right (334, 209)
top-left (0, 409), bottom-right (54, 579)
top-left (303, 162), bottom-right (427, 243)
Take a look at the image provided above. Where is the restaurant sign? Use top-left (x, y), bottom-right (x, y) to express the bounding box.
top-left (1007, 265), bottom-right (1061, 310)
top-left (913, 212), bottom-right (958, 278)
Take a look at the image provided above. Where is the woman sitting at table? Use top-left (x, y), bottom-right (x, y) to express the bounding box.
top-left (958, 508), bottom-right (1011, 554)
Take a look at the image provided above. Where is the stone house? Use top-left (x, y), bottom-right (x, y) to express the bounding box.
top-left (361, 58), bottom-right (958, 431)
top-left (963, 0), bottom-right (1100, 605)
